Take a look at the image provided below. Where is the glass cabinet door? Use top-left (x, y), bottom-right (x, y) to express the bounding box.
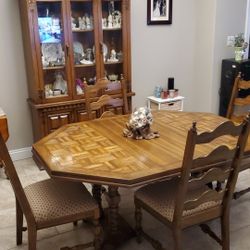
top-left (101, 0), bottom-right (124, 86)
top-left (35, 1), bottom-right (71, 101)
top-left (68, 0), bottom-right (98, 97)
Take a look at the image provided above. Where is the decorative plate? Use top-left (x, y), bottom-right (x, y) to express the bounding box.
top-left (41, 43), bottom-right (64, 63)
top-left (73, 41), bottom-right (84, 56)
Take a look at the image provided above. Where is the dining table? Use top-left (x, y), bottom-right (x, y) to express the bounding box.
top-left (32, 110), bottom-right (250, 249)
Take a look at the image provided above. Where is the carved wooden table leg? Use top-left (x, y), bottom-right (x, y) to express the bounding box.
top-left (92, 184), bottom-right (104, 217)
top-left (106, 186), bottom-right (121, 234)
top-left (102, 186), bottom-right (135, 249)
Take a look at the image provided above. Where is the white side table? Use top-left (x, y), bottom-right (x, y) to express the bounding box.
top-left (147, 96), bottom-right (185, 111)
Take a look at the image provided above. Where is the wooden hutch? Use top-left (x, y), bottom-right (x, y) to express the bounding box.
top-left (18, 0), bottom-right (131, 141)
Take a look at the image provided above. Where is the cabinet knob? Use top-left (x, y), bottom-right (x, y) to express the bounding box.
top-left (50, 117), bottom-right (59, 120)
top-left (60, 115), bottom-right (68, 119)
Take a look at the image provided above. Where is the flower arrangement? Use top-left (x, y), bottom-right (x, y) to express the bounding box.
top-left (234, 33), bottom-right (248, 50)
top-left (123, 107), bottom-right (160, 140)
top-left (129, 107), bottom-right (153, 129)
top-left (230, 33), bottom-right (248, 61)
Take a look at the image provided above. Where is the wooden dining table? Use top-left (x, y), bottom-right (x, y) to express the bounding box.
top-left (32, 110), bottom-right (250, 249)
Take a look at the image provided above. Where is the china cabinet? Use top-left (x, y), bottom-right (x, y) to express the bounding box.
top-left (19, 0), bottom-right (131, 141)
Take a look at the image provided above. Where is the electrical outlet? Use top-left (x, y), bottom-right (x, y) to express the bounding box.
top-left (227, 36), bottom-right (235, 47)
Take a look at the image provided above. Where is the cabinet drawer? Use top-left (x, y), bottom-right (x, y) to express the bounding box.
top-left (76, 110), bottom-right (88, 122)
top-left (47, 112), bottom-right (72, 133)
top-left (151, 100), bottom-right (182, 111)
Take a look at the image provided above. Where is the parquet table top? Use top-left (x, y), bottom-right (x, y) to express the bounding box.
top-left (33, 111), bottom-right (246, 187)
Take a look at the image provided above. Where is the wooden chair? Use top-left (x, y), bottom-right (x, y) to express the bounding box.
top-left (0, 133), bottom-right (101, 250)
top-left (226, 73), bottom-right (250, 199)
top-left (84, 76), bottom-right (129, 120)
top-left (134, 115), bottom-right (250, 250)
top-left (84, 76), bottom-right (129, 214)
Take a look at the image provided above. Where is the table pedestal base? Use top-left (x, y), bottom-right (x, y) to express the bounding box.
top-left (101, 210), bottom-right (136, 250)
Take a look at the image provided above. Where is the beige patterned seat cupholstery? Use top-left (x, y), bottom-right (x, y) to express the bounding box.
top-left (135, 115), bottom-right (250, 250)
top-left (0, 133), bottom-right (101, 250)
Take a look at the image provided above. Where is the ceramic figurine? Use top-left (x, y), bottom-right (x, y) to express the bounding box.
top-left (102, 18), bottom-right (107, 28)
top-left (42, 56), bottom-right (49, 67)
top-left (85, 14), bottom-right (91, 29)
top-left (45, 84), bottom-right (53, 97)
top-left (71, 17), bottom-right (77, 29)
top-left (53, 72), bottom-right (67, 94)
top-left (76, 78), bottom-right (84, 94)
top-left (108, 49), bottom-right (118, 62)
top-left (108, 14), bottom-right (113, 28)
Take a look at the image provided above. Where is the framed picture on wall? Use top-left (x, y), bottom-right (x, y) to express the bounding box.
top-left (147, 0), bottom-right (172, 25)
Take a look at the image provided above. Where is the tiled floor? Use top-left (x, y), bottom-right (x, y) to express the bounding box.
top-left (1, 158), bottom-right (250, 250)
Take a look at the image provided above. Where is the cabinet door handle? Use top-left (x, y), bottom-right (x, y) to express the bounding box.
top-left (100, 42), bottom-right (104, 53)
top-left (60, 115), bottom-right (68, 119)
top-left (66, 45), bottom-right (70, 57)
top-left (50, 116), bottom-right (59, 120)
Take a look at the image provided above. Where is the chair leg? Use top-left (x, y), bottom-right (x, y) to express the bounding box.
top-left (27, 225), bottom-right (37, 250)
top-left (173, 228), bottom-right (182, 250)
top-left (16, 198), bottom-right (23, 245)
top-left (135, 204), bottom-right (143, 244)
top-left (221, 212), bottom-right (230, 250)
top-left (233, 187), bottom-right (250, 200)
top-left (93, 218), bottom-right (102, 250)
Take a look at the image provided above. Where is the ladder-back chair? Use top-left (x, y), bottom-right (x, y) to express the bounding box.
top-left (134, 115), bottom-right (250, 250)
top-left (227, 73), bottom-right (250, 199)
top-left (84, 76), bottom-right (129, 120)
top-left (84, 76), bottom-right (129, 214)
top-left (0, 133), bottom-right (101, 250)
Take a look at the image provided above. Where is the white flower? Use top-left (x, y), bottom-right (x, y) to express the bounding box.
top-left (129, 107), bottom-right (153, 129)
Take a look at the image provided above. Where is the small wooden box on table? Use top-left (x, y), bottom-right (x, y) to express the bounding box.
top-left (147, 96), bottom-right (185, 111)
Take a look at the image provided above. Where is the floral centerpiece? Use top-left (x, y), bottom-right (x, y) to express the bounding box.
top-left (232, 33), bottom-right (248, 61)
top-left (123, 107), bottom-right (160, 140)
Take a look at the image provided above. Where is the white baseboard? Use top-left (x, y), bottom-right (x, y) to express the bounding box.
top-left (9, 147), bottom-right (32, 162)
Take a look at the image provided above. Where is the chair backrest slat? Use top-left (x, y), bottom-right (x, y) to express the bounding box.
top-left (238, 80), bottom-right (250, 89)
top-left (193, 146), bottom-right (236, 168)
top-left (196, 120), bottom-right (244, 143)
top-left (85, 77), bottom-right (129, 119)
top-left (227, 73), bottom-right (250, 121)
top-left (234, 96), bottom-right (250, 106)
top-left (184, 189), bottom-right (225, 211)
top-left (188, 167), bottom-right (231, 190)
top-left (173, 116), bottom-right (250, 222)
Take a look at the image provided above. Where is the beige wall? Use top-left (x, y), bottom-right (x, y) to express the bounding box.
top-left (131, 0), bottom-right (197, 111)
top-left (0, 0), bottom-right (248, 150)
top-left (0, 0), bottom-right (33, 150)
top-left (211, 0), bottom-right (247, 113)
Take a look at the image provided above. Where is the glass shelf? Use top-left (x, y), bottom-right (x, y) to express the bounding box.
top-left (74, 64), bottom-right (95, 68)
top-left (43, 66), bottom-right (65, 70)
top-left (72, 29), bottom-right (94, 33)
top-left (104, 60), bottom-right (123, 65)
top-left (103, 28), bottom-right (122, 31)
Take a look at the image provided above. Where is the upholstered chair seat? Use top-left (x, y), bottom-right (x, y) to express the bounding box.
top-left (24, 179), bottom-right (98, 228)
